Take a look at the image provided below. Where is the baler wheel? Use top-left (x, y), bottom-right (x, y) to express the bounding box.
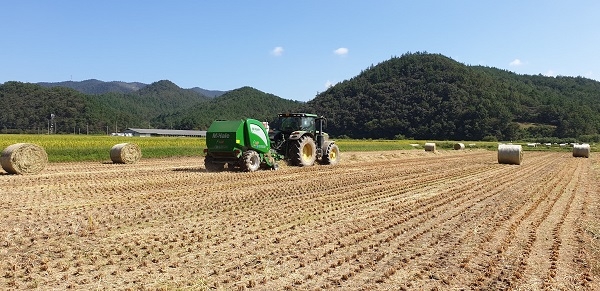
top-left (241, 150), bottom-right (261, 172)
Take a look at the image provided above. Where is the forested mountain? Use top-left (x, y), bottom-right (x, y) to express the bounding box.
top-left (305, 52), bottom-right (600, 142)
top-left (3, 52), bottom-right (600, 141)
top-left (0, 80), bottom-right (213, 133)
top-left (37, 79), bottom-right (147, 94)
top-left (189, 87), bottom-right (228, 98)
top-left (0, 81), bottom-right (105, 133)
top-left (152, 86), bottom-right (304, 130)
top-left (89, 80), bottom-right (213, 129)
top-left (0, 81), bottom-right (302, 134)
top-left (37, 79), bottom-right (227, 97)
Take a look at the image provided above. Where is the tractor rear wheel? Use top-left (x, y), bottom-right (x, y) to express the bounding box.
top-left (204, 155), bottom-right (224, 172)
top-left (241, 150), bottom-right (261, 172)
top-left (290, 136), bottom-right (316, 166)
top-left (322, 143), bottom-right (340, 165)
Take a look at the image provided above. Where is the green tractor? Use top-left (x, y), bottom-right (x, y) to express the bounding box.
top-left (203, 113), bottom-right (340, 172)
top-left (203, 118), bottom-right (280, 172)
top-left (269, 113), bottom-right (340, 167)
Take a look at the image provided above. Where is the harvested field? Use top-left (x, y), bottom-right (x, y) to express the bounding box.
top-left (1, 149), bottom-right (599, 290)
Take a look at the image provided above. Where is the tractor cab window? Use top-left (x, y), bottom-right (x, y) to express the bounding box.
top-left (276, 116), bottom-right (315, 132)
top-left (299, 117), bottom-right (315, 131)
top-left (279, 117), bottom-right (300, 131)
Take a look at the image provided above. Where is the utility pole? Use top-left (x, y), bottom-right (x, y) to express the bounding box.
top-left (50, 114), bottom-right (55, 134)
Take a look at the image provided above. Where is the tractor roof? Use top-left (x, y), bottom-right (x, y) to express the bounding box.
top-left (278, 113), bottom-right (319, 118)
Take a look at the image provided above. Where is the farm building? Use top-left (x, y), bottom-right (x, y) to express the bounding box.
top-left (122, 128), bottom-right (207, 137)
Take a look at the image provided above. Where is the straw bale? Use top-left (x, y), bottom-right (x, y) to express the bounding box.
top-left (573, 144), bottom-right (590, 158)
top-left (497, 144), bottom-right (523, 165)
top-left (1, 143), bottom-right (48, 174)
top-left (110, 143), bottom-right (141, 164)
top-left (424, 142), bottom-right (436, 152)
top-left (453, 143), bottom-right (465, 150)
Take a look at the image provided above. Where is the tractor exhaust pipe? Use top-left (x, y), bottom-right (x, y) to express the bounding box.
top-left (316, 116), bottom-right (326, 149)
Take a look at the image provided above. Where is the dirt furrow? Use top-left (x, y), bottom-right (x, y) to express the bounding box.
top-left (543, 156), bottom-right (597, 289)
top-left (468, 153), bottom-right (580, 289)
top-left (258, 153), bottom-right (547, 289)
top-left (335, 152), bottom-right (557, 290)
top-left (198, 155), bottom-right (502, 288)
top-left (519, 155), bottom-right (580, 288)
top-left (1, 150), bottom-right (599, 290)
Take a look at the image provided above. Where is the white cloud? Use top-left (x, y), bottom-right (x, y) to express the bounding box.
top-left (325, 80), bottom-right (337, 88)
top-left (509, 59), bottom-right (523, 67)
top-left (334, 47), bottom-right (349, 56)
top-left (271, 46), bottom-right (284, 56)
top-left (544, 70), bottom-right (556, 77)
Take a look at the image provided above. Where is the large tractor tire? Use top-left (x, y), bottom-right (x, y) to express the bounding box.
top-left (322, 142), bottom-right (340, 165)
top-left (240, 150), bottom-right (261, 172)
top-left (290, 135), bottom-right (317, 166)
top-left (204, 155), bottom-right (224, 172)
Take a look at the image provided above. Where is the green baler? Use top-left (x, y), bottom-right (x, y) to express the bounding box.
top-left (203, 118), bottom-right (279, 172)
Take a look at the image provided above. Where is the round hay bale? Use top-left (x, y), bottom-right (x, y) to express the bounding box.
top-left (424, 142), bottom-right (436, 152)
top-left (110, 143), bottom-right (141, 164)
top-left (497, 144), bottom-right (523, 165)
top-left (573, 144), bottom-right (590, 158)
top-left (453, 143), bottom-right (465, 150)
top-left (1, 143), bottom-right (48, 175)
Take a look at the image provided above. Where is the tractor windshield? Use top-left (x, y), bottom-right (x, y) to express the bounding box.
top-left (276, 116), bottom-right (315, 132)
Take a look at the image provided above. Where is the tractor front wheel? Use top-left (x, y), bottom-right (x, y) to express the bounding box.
top-left (290, 136), bottom-right (317, 166)
top-left (241, 150), bottom-right (261, 172)
top-left (322, 143), bottom-right (340, 165)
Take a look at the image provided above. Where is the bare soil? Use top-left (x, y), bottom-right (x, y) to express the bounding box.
top-left (1, 149), bottom-right (599, 290)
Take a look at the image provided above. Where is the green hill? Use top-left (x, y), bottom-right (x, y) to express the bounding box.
top-left (37, 79), bottom-right (147, 94)
top-left (37, 79), bottom-right (227, 97)
top-left (3, 52), bottom-right (600, 141)
top-left (0, 80), bottom-right (213, 133)
top-left (306, 52), bottom-right (600, 142)
top-left (153, 86), bottom-right (305, 130)
top-left (0, 81), bottom-right (97, 133)
top-left (0, 81), bottom-right (302, 133)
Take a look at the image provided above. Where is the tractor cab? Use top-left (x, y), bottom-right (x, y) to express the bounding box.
top-left (271, 113), bottom-right (318, 134)
top-left (269, 113), bottom-right (319, 150)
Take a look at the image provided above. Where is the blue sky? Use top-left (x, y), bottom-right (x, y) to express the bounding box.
top-left (2, 1), bottom-right (598, 102)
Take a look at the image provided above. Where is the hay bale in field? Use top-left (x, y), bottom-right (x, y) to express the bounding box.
top-left (573, 144), bottom-right (590, 158)
top-left (453, 143), bottom-right (465, 150)
top-left (424, 142), bottom-right (436, 152)
top-left (110, 143), bottom-right (141, 164)
top-left (497, 144), bottom-right (523, 165)
top-left (0, 143), bottom-right (48, 174)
